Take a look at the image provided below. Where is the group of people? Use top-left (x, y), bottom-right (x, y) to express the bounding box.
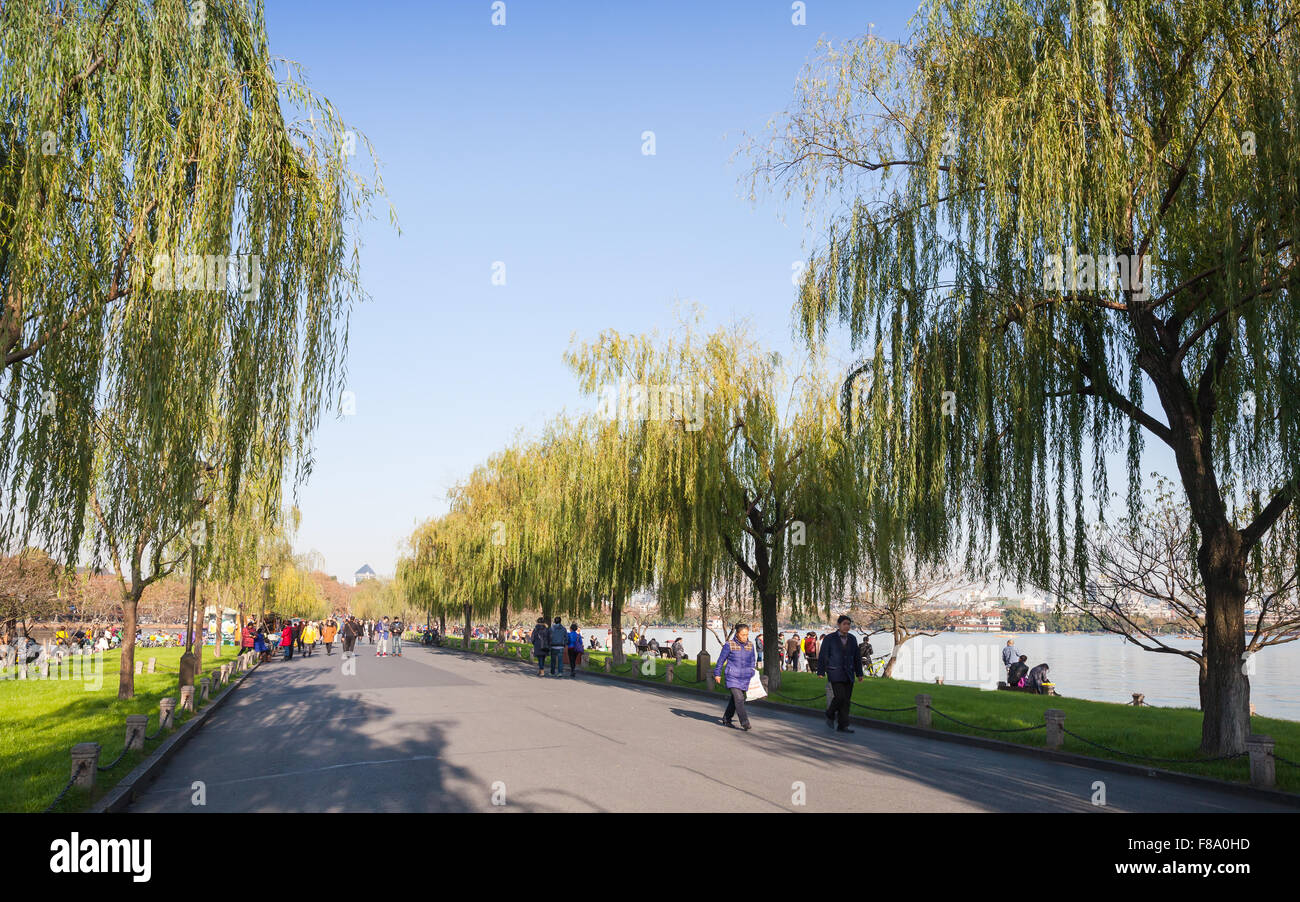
top-left (712, 615), bottom-right (867, 733)
top-left (1001, 640), bottom-right (1053, 694)
top-left (241, 616), bottom-right (411, 662)
top-left (529, 617), bottom-right (586, 677)
top-left (630, 631), bottom-right (686, 661)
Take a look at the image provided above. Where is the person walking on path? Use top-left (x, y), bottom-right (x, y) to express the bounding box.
top-left (785, 633), bottom-right (801, 672)
top-left (241, 621), bottom-right (255, 657)
top-left (713, 623), bottom-right (757, 732)
top-left (279, 622), bottom-right (294, 662)
top-left (366, 620), bottom-right (374, 645)
top-left (306, 621), bottom-right (321, 656)
top-left (322, 619), bottom-right (338, 656)
top-left (294, 619), bottom-right (305, 656)
top-left (530, 617), bottom-right (550, 677)
top-left (391, 617), bottom-right (404, 656)
top-left (548, 617), bottom-right (567, 677)
top-left (340, 618), bottom-right (356, 656)
top-left (254, 624), bottom-right (269, 662)
top-left (803, 632), bottom-right (819, 673)
top-left (375, 617), bottom-right (390, 657)
top-left (566, 622), bottom-right (583, 677)
top-left (818, 615), bottom-right (864, 733)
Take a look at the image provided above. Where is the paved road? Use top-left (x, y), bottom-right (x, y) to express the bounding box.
top-left (127, 642), bottom-right (1294, 812)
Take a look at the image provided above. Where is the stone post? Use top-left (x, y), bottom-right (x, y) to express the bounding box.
top-left (125, 715), bottom-right (148, 750)
top-left (1247, 734), bottom-right (1276, 789)
top-left (179, 685), bottom-right (195, 712)
top-left (915, 694), bottom-right (932, 728)
top-left (135, 660), bottom-right (143, 675)
top-left (159, 697), bottom-right (176, 730)
top-left (666, 663), bottom-right (675, 683)
top-left (1044, 709), bottom-right (1065, 750)
top-left (147, 657), bottom-right (156, 673)
top-left (603, 658), bottom-right (612, 673)
top-left (71, 743), bottom-right (100, 789)
top-left (40, 659), bottom-right (49, 678)
top-left (696, 651), bottom-right (711, 687)
top-left (199, 677), bottom-right (210, 701)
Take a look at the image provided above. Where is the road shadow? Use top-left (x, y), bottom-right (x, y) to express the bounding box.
top-left (127, 650), bottom-right (481, 812)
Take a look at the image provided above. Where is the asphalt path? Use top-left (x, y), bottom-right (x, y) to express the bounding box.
top-left (126, 641), bottom-right (1296, 813)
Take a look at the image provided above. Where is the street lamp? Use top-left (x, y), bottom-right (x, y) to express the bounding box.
top-left (260, 565), bottom-right (271, 629)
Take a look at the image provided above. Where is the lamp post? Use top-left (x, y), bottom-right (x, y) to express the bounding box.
top-left (260, 565), bottom-right (271, 628)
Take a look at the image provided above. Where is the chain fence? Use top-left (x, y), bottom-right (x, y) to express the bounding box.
top-left (930, 707), bottom-right (1047, 733)
top-left (1061, 727), bottom-right (1249, 765)
top-left (42, 760), bottom-right (89, 813)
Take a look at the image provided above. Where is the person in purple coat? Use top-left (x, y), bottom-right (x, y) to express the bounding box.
top-left (713, 623), bottom-right (757, 732)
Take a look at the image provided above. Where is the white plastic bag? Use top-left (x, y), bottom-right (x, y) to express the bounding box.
top-left (746, 668), bottom-right (767, 701)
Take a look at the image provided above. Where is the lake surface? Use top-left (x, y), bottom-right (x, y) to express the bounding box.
top-left (580, 627), bottom-right (1300, 720)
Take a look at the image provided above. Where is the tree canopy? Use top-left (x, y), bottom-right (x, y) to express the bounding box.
top-left (748, 0), bottom-right (1300, 751)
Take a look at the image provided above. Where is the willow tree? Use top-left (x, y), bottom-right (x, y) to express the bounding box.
top-left (751, 0), bottom-right (1300, 751)
top-left (0, 0), bottom-right (385, 563)
top-left (457, 442), bottom-right (543, 648)
top-left (567, 322), bottom-right (863, 688)
top-left (401, 517), bottom-right (456, 639)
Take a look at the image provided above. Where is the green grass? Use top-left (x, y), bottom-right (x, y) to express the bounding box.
top-left (455, 636), bottom-right (1300, 794)
top-left (0, 645), bottom-right (246, 813)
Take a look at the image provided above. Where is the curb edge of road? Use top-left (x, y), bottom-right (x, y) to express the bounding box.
top-left (435, 642), bottom-right (1300, 809)
top-left (93, 657), bottom-right (259, 813)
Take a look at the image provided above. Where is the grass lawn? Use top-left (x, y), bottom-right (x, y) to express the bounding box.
top-left (459, 636), bottom-right (1300, 794)
top-left (0, 644), bottom-right (244, 813)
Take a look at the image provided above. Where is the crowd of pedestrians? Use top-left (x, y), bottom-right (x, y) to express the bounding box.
top-left (239, 615), bottom-right (413, 663)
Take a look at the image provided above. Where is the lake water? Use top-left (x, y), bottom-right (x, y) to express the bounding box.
top-left (581, 627), bottom-right (1300, 720)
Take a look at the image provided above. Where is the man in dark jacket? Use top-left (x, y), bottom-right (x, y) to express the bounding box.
top-left (530, 618), bottom-right (550, 677)
top-left (818, 615), bottom-right (864, 733)
top-left (1007, 655), bottom-right (1029, 688)
top-left (548, 617), bottom-right (567, 677)
top-left (1027, 662), bottom-right (1051, 694)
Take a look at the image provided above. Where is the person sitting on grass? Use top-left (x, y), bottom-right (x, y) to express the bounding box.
top-left (1027, 661), bottom-right (1051, 694)
top-left (1007, 655), bottom-right (1029, 688)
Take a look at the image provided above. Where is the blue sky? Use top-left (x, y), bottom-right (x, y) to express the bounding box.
top-left (275, 1), bottom-right (913, 581)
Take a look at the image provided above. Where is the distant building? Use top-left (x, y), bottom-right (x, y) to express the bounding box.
top-left (354, 564), bottom-right (377, 585)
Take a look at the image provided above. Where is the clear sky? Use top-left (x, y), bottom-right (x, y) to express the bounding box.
top-left (274, 1), bottom-right (917, 582)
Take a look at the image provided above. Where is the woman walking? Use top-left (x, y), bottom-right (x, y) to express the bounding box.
top-left (322, 619), bottom-right (338, 655)
top-left (713, 623), bottom-right (757, 732)
top-left (530, 617), bottom-right (549, 677)
top-left (566, 622), bottom-right (583, 677)
top-left (302, 621), bottom-right (319, 657)
top-left (280, 621), bottom-right (294, 661)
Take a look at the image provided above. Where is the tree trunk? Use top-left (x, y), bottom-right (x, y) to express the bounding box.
top-left (497, 583), bottom-right (509, 648)
top-left (438, 611), bottom-right (446, 637)
top-left (118, 589), bottom-right (141, 700)
top-left (541, 599), bottom-right (554, 626)
top-left (1199, 538), bottom-right (1250, 754)
top-left (462, 603), bottom-right (472, 650)
top-left (882, 625), bottom-right (905, 679)
top-left (610, 596), bottom-right (625, 665)
top-left (760, 591), bottom-right (781, 691)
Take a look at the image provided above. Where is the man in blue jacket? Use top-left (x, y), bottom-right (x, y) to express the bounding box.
top-left (818, 615), bottom-right (864, 733)
top-left (549, 617), bottom-right (568, 677)
top-left (713, 623), bottom-right (757, 732)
